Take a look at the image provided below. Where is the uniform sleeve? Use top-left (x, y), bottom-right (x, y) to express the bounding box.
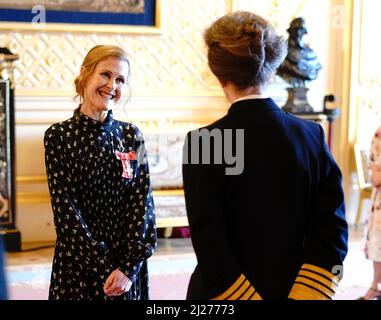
top-left (182, 131), bottom-right (262, 300)
top-left (288, 125), bottom-right (348, 300)
top-left (44, 130), bottom-right (113, 276)
top-left (118, 132), bottom-right (157, 282)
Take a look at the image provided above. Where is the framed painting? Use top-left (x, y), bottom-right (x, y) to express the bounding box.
top-left (0, 0), bottom-right (163, 34)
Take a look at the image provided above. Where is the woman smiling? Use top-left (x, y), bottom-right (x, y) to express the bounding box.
top-left (44, 45), bottom-right (157, 300)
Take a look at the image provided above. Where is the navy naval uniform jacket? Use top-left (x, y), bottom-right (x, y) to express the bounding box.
top-left (182, 98), bottom-right (348, 300)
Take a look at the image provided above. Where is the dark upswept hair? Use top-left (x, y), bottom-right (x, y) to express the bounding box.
top-left (204, 11), bottom-right (287, 89)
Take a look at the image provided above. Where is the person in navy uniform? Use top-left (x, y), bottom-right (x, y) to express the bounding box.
top-left (44, 45), bottom-right (156, 300)
top-left (182, 11), bottom-right (348, 300)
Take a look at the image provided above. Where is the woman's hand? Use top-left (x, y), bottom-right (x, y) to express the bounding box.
top-left (103, 268), bottom-right (132, 297)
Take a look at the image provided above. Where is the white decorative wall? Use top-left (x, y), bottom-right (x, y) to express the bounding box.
top-left (2, 0), bottom-right (232, 242)
top-left (349, 0), bottom-right (381, 147)
top-left (0, 0), bottom-right (345, 242)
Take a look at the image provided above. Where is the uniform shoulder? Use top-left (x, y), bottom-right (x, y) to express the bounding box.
top-left (283, 112), bottom-right (322, 134)
top-left (187, 115), bottom-right (228, 136)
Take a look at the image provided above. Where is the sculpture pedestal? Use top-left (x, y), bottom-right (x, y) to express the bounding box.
top-left (282, 87), bottom-right (313, 113)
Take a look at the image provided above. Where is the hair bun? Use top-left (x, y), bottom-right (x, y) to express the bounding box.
top-left (243, 23), bottom-right (263, 39)
top-left (204, 11), bottom-right (287, 89)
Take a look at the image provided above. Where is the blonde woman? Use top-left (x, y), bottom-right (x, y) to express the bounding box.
top-left (44, 45), bottom-right (156, 300)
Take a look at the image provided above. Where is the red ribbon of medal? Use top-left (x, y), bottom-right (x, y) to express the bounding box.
top-left (115, 150), bottom-right (137, 179)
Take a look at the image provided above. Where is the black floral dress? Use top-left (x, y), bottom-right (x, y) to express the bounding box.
top-left (44, 109), bottom-right (157, 300)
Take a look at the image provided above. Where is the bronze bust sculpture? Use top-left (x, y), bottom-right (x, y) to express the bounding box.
top-left (277, 17), bottom-right (322, 113)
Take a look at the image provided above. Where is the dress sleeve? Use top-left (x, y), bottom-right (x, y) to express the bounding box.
top-left (288, 125), bottom-right (348, 300)
top-left (44, 129), bottom-right (112, 275)
top-left (182, 131), bottom-right (262, 300)
top-left (118, 132), bottom-right (157, 282)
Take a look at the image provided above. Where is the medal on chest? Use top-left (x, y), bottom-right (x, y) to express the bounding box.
top-left (115, 150), bottom-right (137, 179)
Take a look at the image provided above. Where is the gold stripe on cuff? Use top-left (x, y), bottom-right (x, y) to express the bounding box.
top-left (299, 270), bottom-right (338, 292)
top-left (295, 276), bottom-right (334, 298)
top-left (239, 286), bottom-right (255, 300)
top-left (302, 264), bottom-right (339, 285)
top-left (250, 292), bottom-right (263, 300)
top-left (212, 274), bottom-right (246, 300)
top-left (227, 279), bottom-right (251, 300)
top-left (288, 283), bottom-right (330, 300)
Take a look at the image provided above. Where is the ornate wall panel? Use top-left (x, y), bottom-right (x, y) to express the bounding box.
top-left (0, 0), bottom-right (231, 96)
top-left (233, 0), bottom-right (306, 30)
top-left (0, 0), bottom-right (345, 241)
top-left (3, 0), bottom-right (234, 242)
top-left (351, 0), bottom-right (381, 147)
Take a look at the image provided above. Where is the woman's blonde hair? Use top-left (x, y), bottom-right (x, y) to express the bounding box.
top-left (74, 45), bottom-right (130, 102)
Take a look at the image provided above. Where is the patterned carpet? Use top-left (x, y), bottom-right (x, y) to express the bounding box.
top-left (4, 238), bottom-right (374, 300)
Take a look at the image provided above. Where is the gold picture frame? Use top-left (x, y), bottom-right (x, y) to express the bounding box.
top-left (0, 0), bottom-right (163, 34)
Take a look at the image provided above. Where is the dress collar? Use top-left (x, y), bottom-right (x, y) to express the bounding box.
top-left (74, 108), bottom-right (115, 132)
